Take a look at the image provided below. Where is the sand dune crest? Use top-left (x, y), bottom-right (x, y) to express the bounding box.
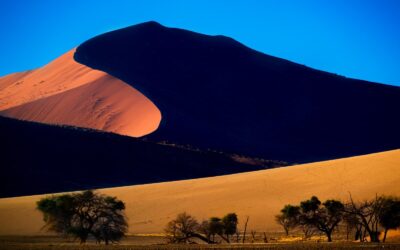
top-left (0, 50), bottom-right (161, 137)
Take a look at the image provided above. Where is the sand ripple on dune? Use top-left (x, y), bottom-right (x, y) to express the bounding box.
top-left (0, 49), bottom-right (161, 137)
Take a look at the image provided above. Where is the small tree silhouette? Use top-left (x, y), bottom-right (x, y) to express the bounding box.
top-left (275, 204), bottom-right (300, 236)
top-left (165, 212), bottom-right (213, 244)
top-left (222, 213), bottom-right (238, 243)
top-left (299, 196), bottom-right (344, 242)
top-left (207, 217), bottom-right (224, 242)
top-left (378, 196), bottom-right (400, 242)
top-left (276, 196), bottom-right (344, 242)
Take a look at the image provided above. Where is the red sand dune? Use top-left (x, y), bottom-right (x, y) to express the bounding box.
top-left (0, 50), bottom-right (161, 137)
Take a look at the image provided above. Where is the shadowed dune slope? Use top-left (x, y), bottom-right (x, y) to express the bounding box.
top-left (75, 21), bottom-right (400, 163)
top-left (0, 116), bottom-right (269, 198)
top-left (0, 50), bottom-right (161, 137)
top-left (0, 149), bottom-right (398, 235)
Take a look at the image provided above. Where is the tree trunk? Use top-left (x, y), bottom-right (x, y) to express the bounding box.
top-left (79, 231), bottom-right (89, 244)
top-left (383, 228), bottom-right (388, 243)
top-left (362, 227), bottom-right (368, 242)
top-left (326, 231), bottom-right (332, 242)
top-left (191, 232), bottom-right (215, 244)
top-left (370, 231), bottom-right (380, 243)
top-left (218, 233), bottom-right (229, 243)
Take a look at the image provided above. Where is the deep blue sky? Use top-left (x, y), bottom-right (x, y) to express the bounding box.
top-left (1, 0), bottom-right (399, 85)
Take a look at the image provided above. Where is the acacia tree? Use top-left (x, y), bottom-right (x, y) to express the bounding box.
top-left (165, 213), bottom-right (239, 244)
top-left (299, 196), bottom-right (344, 242)
top-left (275, 204), bottom-right (300, 236)
top-left (37, 190), bottom-right (127, 244)
top-left (379, 196), bottom-right (400, 242)
top-left (207, 217), bottom-right (224, 242)
top-left (276, 196), bottom-right (344, 242)
top-left (165, 212), bottom-right (213, 244)
top-left (91, 196), bottom-right (127, 244)
top-left (222, 213), bottom-right (238, 243)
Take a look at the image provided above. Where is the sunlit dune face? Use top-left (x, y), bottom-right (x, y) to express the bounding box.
top-left (0, 49), bottom-right (161, 137)
top-left (0, 150), bottom-right (399, 235)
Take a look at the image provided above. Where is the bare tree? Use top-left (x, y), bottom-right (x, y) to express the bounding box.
top-left (263, 232), bottom-right (268, 243)
top-left (345, 194), bottom-right (386, 242)
top-left (250, 230), bottom-right (257, 243)
top-left (242, 216), bottom-right (249, 243)
top-left (343, 210), bottom-right (362, 241)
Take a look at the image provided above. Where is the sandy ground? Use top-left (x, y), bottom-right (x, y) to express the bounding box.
top-left (0, 50), bottom-right (160, 137)
top-left (0, 149), bottom-right (399, 235)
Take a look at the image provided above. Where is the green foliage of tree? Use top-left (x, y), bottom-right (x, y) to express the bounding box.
top-left (37, 190), bottom-right (127, 244)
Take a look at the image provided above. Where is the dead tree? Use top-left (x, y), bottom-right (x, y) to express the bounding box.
top-left (345, 194), bottom-right (385, 242)
top-left (250, 230), bottom-right (257, 243)
top-left (263, 232), bottom-right (268, 243)
top-left (242, 216), bottom-right (249, 243)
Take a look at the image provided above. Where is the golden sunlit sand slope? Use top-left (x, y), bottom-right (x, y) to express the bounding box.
top-left (0, 50), bottom-right (161, 137)
top-left (0, 150), bottom-right (399, 235)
